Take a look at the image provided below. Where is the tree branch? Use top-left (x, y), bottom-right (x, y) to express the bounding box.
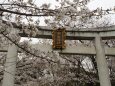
top-left (0, 8), bottom-right (54, 16)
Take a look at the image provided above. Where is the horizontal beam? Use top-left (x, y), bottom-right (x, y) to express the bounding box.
top-left (1, 44), bottom-right (115, 56)
top-left (32, 44), bottom-right (96, 55)
top-left (19, 26), bottom-right (115, 40)
top-left (0, 46), bottom-right (8, 52)
top-left (34, 44), bottom-right (115, 56)
top-left (2, 19), bottom-right (115, 32)
top-left (2, 19), bottom-right (115, 39)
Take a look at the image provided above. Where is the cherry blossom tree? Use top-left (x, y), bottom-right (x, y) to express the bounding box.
top-left (0, 0), bottom-right (115, 86)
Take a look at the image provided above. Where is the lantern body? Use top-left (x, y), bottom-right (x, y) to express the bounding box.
top-left (52, 28), bottom-right (66, 49)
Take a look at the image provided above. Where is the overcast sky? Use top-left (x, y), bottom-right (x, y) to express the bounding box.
top-left (34, 0), bottom-right (115, 9)
top-left (1, 0), bottom-right (115, 10)
top-left (88, 0), bottom-right (115, 10)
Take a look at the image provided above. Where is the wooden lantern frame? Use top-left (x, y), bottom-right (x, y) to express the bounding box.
top-left (52, 28), bottom-right (66, 49)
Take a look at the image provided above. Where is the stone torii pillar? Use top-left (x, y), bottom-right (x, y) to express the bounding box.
top-left (2, 44), bottom-right (18, 86)
top-left (95, 36), bottom-right (111, 86)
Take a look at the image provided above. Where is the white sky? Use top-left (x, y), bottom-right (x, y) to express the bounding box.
top-left (0, 0), bottom-right (115, 10)
top-left (88, 0), bottom-right (115, 10)
top-left (34, 0), bottom-right (115, 9)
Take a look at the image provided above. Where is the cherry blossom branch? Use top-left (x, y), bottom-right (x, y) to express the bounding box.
top-left (0, 31), bottom-right (58, 63)
top-left (0, 8), bottom-right (54, 17)
top-left (0, 3), bottom-right (55, 12)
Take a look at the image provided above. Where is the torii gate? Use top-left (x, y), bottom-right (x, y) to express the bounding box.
top-left (1, 26), bottom-right (115, 86)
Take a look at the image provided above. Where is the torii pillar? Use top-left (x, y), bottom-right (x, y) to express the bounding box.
top-left (95, 36), bottom-right (111, 86)
top-left (2, 44), bottom-right (18, 86)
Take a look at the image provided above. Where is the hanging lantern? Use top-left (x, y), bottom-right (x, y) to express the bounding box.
top-left (52, 28), bottom-right (66, 49)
